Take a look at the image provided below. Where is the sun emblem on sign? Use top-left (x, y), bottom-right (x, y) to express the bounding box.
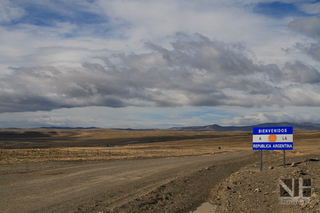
top-left (269, 134), bottom-right (276, 142)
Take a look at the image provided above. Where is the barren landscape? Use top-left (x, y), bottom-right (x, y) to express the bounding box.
top-left (3, 1), bottom-right (320, 212)
top-left (0, 128), bottom-right (319, 212)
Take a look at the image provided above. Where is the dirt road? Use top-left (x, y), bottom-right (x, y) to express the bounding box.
top-left (0, 150), bottom-right (255, 213)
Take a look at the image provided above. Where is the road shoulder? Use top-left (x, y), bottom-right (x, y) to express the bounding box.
top-left (214, 153), bottom-right (320, 213)
top-left (87, 152), bottom-right (259, 213)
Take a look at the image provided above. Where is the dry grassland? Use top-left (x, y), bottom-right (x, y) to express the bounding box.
top-left (0, 128), bottom-right (319, 164)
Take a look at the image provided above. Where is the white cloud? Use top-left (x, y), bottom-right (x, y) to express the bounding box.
top-left (220, 106), bottom-right (320, 126)
top-left (298, 2), bottom-right (320, 14)
top-left (0, 0), bottom-right (25, 24)
top-left (1, 33), bottom-right (320, 114)
top-left (1, 0), bottom-right (320, 128)
top-left (289, 16), bottom-right (320, 39)
top-left (0, 0), bottom-right (307, 70)
top-left (0, 106), bottom-right (217, 129)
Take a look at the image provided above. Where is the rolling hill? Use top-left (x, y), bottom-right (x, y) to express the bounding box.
top-left (168, 122), bottom-right (320, 131)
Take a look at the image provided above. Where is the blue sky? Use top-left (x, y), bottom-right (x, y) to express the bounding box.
top-left (1, 0), bottom-right (320, 128)
top-left (253, 2), bottom-right (310, 18)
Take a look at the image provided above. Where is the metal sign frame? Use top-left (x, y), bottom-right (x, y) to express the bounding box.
top-left (253, 126), bottom-right (293, 150)
top-left (253, 126), bottom-right (293, 171)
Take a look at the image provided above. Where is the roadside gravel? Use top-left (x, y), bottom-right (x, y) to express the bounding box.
top-left (213, 151), bottom-right (320, 213)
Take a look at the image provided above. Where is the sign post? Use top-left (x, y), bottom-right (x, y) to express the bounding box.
top-left (253, 126), bottom-right (293, 171)
top-left (260, 150), bottom-right (262, 171)
top-left (283, 150), bottom-right (285, 168)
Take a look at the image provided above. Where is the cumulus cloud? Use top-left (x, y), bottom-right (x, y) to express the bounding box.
top-left (290, 42), bottom-right (320, 63)
top-left (1, 1), bottom-right (320, 128)
top-left (0, 0), bottom-right (25, 24)
top-left (1, 33), bottom-right (320, 113)
top-left (282, 61), bottom-right (320, 84)
top-left (298, 2), bottom-right (320, 14)
top-left (220, 108), bottom-right (320, 126)
top-left (289, 16), bottom-right (320, 39)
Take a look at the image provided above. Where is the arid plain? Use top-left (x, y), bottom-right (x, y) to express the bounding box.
top-left (0, 129), bottom-right (319, 212)
top-left (0, 128), bottom-right (319, 163)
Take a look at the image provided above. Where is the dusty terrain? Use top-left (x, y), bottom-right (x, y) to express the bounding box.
top-left (213, 150), bottom-right (320, 213)
top-left (0, 128), bottom-right (319, 212)
top-left (0, 128), bottom-right (252, 149)
top-left (0, 128), bottom-right (319, 150)
top-left (0, 150), bottom-right (255, 213)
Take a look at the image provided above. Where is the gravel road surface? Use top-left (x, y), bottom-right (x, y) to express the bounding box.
top-left (0, 150), bottom-right (255, 213)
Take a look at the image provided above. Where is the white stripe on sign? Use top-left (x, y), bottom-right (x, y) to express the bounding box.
top-left (253, 134), bottom-right (293, 143)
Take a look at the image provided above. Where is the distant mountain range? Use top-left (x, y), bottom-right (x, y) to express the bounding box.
top-left (167, 122), bottom-right (320, 131)
top-left (30, 122), bottom-right (320, 131)
top-left (40, 126), bottom-right (98, 130)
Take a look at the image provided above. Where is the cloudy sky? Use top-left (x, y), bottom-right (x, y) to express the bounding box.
top-left (1, 0), bottom-right (320, 128)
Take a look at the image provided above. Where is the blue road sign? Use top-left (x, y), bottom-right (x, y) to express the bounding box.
top-left (252, 126), bottom-right (293, 150)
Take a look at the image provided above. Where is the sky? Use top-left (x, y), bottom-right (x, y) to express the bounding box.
top-left (1, 0), bottom-right (320, 129)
